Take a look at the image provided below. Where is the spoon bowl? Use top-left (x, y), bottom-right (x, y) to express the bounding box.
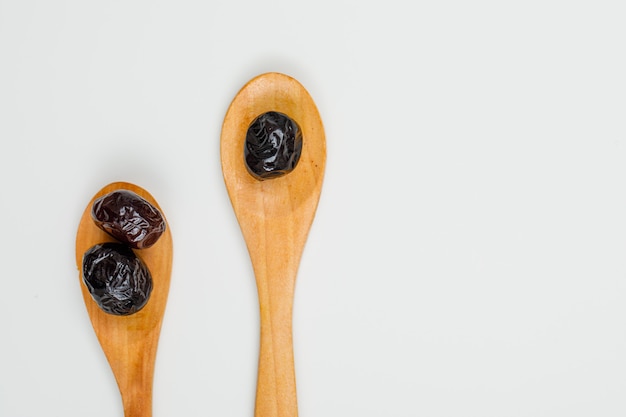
top-left (75, 181), bottom-right (173, 417)
top-left (221, 72), bottom-right (326, 417)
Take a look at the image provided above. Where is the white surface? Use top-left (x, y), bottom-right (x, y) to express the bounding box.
top-left (1, 1), bottom-right (626, 416)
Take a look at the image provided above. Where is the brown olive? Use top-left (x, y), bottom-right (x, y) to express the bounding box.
top-left (91, 189), bottom-right (166, 249)
top-left (244, 111), bottom-right (303, 180)
top-left (82, 242), bottom-right (153, 316)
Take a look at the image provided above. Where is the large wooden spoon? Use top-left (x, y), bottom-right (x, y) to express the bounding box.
top-left (220, 72), bottom-right (326, 417)
top-left (75, 181), bottom-right (173, 417)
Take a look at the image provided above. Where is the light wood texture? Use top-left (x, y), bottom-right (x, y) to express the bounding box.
top-left (221, 72), bottom-right (326, 417)
top-left (75, 182), bottom-right (173, 417)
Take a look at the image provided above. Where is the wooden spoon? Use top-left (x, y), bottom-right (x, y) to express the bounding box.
top-left (75, 181), bottom-right (173, 417)
top-left (220, 72), bottom-right (326, 417)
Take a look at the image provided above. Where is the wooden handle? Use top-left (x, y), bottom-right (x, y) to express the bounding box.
top-left (250, 219), bottom-right (303, 417)
top-left (117, 339), bottom-right (156, 417)
top-left (256, 291), bottom-right (298, 417)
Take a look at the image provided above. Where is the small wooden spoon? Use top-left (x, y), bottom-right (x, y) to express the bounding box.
top-left (75, 181), bottom-right (173, 417)
top-left (221, 72), bottom-right (326, 417)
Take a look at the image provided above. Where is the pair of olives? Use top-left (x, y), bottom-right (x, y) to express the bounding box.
top-left (82, 190), bottom-right (166, 316)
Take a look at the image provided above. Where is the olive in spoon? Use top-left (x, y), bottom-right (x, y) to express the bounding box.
top-left (75, 181), bottom-right (173, 417)
top-left (221, 72), bottom-right (326, 417)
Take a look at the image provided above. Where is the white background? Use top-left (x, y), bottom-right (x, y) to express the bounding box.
top-left (1, 1), bottom-right (626, 416)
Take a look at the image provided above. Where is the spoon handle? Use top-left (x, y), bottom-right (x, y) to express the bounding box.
top-left (236, 183), bottom-right (320, 417)
top-left (252, 245), bottom-right (301, 417)
top-left (96, 319), bottom-right (159, 417)
top-left (118, 344), bottom-right (156, 417)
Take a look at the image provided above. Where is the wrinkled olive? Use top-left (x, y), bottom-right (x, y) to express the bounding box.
top-left (92, 189), bottom-right (166, 249)
top-left (244, 111), bottom-right (303, 180)
top-left (82, 242), bottom-right (153, 316)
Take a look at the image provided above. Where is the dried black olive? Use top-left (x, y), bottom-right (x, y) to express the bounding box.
top-left (82, 242), bottom-right (153, 316)
top-left (92, 189), bottom-right (166, 249)
top-left (244, 111), bottom-right (303, 180)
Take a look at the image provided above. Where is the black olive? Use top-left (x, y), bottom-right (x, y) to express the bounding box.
top-left (82, 243), bottom-right (153, 316)
top-left (244, 111), bottom-right (303, 180)
top-left (91, 189), bottom-right (166, 249)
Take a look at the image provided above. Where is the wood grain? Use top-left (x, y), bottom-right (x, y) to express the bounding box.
top-left (221, 72), bottom-right (326, 417)
top-left (75, 182), bottom-right (173, 417)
